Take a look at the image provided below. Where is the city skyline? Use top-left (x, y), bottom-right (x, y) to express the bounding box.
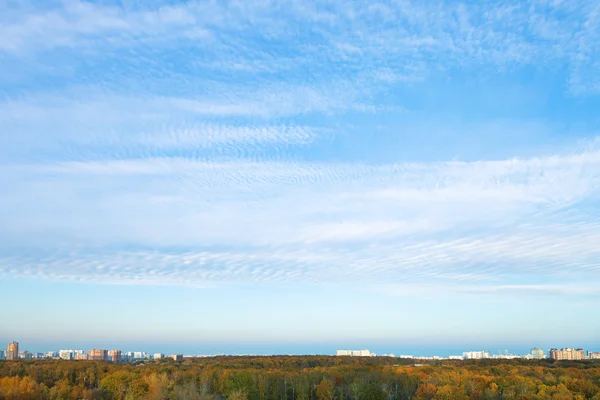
top-left (1, 0), bottom-right (600, 349)
top-left (4, 339), bottom-right (600, 361)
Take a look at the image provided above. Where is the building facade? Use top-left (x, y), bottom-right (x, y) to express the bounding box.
top-left (588, 352), bottom-right (600, 360)
top-left (108, 350), bottom-right (121, 362)
top-left (6, 342), bottom-right (18, 360)
top-left (336, 349), bottom-right (374, 357)
top-left (132, 351), bottom-right (149, 360)
top-left (88, 349), bottom-right (108, 361)
top-left (530, 348), bottom-right (545, 359)
top-left (462, 351), bottom-right (491, 360)
top-left (172, 354), bottom-right (184, 361)
top-left (549, 348), bottom-right (585, 360)
top-left (59, 350), bottom-right (84, 360)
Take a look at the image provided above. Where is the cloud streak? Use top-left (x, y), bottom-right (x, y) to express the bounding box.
top-left (1, 0), bottom-right (600, 300)
top-left (2, 0), bottom-right (599, 92)
top-left (1, 147), bottom-right (599, 288)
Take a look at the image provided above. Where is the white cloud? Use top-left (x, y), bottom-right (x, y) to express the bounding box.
top-left (2, 0), bottom-right (599, 93)
top-left (0, 90), bottom-right (341, 162)
top-left (1, 146), bottom-right (600, 287)
top-left (1, 0), bottom-right (600, 292)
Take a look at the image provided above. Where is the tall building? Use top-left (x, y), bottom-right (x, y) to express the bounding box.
top-left (530, 348), bottom-right (545, 359)
top-left (587, 351), bottom-right (600, 360)
top-left (0, 350), bottom-right (5, 360)
top-left (6, 342), bottom-right (18, 360)
top-left (132, 351), bottom-right (149, 360)
top-left (549, 348), bottom-right (585, 360)
top-left (462, 351), bottom-right (491, 359)
top-left (59, 350), bottom-right (84, 360)
top-left (172, 354), bottom-right (183, 361)
top-left (88, 349), bottom-right (108, 361)
top-left (336, 349), bottom-right (374, 357)
top-left (75, 353), bottom-right (88, 360)
top-left (108, 350), bottom-right (121, 362)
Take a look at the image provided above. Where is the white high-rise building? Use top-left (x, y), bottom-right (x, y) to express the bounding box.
top-left (336, 349), bottom-right (374, 357)
top-left (59, 349), bottom-right (84, 360)
top-left (530, 348), bottom-right (545, 359)
top-left (462, 351), bottom-right (490, 359)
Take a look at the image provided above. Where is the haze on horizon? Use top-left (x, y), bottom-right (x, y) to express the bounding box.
top-left (1, 0), bottom-right (599, 352)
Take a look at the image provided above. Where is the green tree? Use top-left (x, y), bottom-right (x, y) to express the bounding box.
top-left (358, 383), bottom-right (386, 400)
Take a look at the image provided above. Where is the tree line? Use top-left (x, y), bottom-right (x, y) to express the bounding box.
top-left (1, 356), bottom-right (599, 399)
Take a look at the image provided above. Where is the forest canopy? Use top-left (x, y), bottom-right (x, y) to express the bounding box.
top-left (1, 356), bottom-right (599, 400)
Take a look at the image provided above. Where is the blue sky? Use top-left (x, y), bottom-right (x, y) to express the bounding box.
top-left (1, 0), bottom-right (600, 356)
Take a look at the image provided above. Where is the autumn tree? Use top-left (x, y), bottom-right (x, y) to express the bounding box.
top-left (316, 379), bottom-right (334, 400)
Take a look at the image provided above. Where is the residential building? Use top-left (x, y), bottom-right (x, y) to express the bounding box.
top-left (588, 351), bottom-right (600, 360)
top-left (336, 349), bottom-right (374, 357)
top-left (153, 353), bottom-right (163, 360)
top-left (0, 350), bottom-right (5, 360)
top-left (414, 356), bottom-right (442, 360)
top-left (60, 350), bottom-right (84, 360)
top-left (530, 348), bottom-right (545, 359)
top-left (75, 353), bottom-right (88, 360)
top-left (19, 351), bottom-right (32, 360)
top-left (6, 342), bottom-right (18, 360)
top-left (88, 349), bottom-right (108, 361)
top-left (172, 354), bottom-right (183, 361)
top-left (130, 351), bottom-right (149, 360)
top-left (462, 351), bottom-right (491, 359)
top-left (549, 348), bottom-right (585, 360)
top-left (108, 350), bottom-right (121, 362)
